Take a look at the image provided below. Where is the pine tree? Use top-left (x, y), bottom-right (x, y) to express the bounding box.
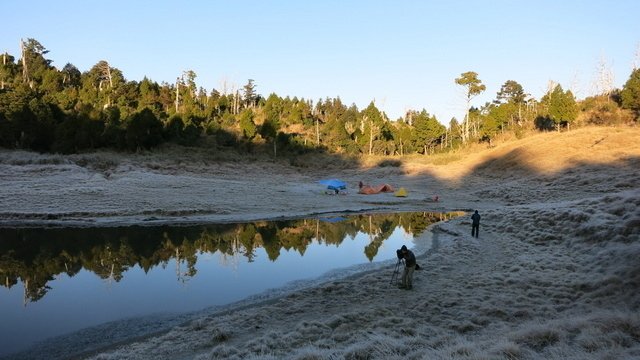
top-left (620, 68), bottom-right (640, 118)
top-left (411, 110), bottom-right (445, 154)
top-left (542, 85), bottom-right (578, 131)
top-left (455, 72), bottom-right (485, 143)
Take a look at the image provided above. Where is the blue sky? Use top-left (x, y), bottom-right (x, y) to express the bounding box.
top-left (3, 0), bottom-right (639, 123)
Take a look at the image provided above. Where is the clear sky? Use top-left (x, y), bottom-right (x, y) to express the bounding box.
top-left (3, 0), bottom-right (639, 123)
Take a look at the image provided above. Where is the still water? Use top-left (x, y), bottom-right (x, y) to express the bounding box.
top-left (0, 211), bottom-right (456, 357)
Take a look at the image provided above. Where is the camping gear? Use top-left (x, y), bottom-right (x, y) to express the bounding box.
top-left (390, 257), bottom-right (404, 285)
top-left (319, 179), bottom-right (347, 193)
top-left (394, 187), bottom-right (408, 197)
top-left (358, 183), bottom-right (394, 194)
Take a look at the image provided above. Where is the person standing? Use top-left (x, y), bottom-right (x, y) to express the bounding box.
top-left (399, 245), bottom-right (416, 290)
top-left (471, 210), bottom-right (481, 238)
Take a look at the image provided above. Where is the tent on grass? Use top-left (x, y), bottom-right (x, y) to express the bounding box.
top-left (394, 187), bottom-right (408, 197)
top-left (357, 181), bottom-right (394, 195)
top-left (319, 179), bottom-right (347, 194)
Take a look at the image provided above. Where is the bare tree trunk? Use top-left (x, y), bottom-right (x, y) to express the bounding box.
top-left (444, 129), bottom-right (448, 149)
top-left (234, 90), bottom-right (240, 115)
top-left (463, 99), bottom-right (470, 143)
top-left (369, 118), bottom-right (373, 155)
top-left (595, 55), bottom-right (614, 103)
top-left (23, 278), bottom-right (29, 307)
top-left (21, 39), bottom-right (29, 86)
top-left (175, 77), bottom-right (180, 113)
top-left (471, 120), bottom-right (479, 138)
top-left (106, 64), bottom-right (113, 88)
top-left (1, 53), bottom-right (5, 89)
top-left (175, 248), bottom-right (182, 282)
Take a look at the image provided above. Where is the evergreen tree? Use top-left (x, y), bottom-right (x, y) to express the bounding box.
top-left (620, 68), bottom-right (640, 118)
top-left (455, 71), bottom-right (485, 143)
top-left (447, 117), bottom-right (462, 149)
top-left (80, 61), bottom-right (125, 110)
top-left (242, 79), bottom-right (257, 109)
top-left (359, 101), bottom-right (385, 155)
top-left (483, 103), bottom-right (516, 143)
top-left (261, 94), bottom-right (283, 155)
top-left (0, 52), bottom-right (19, 89)
top-left (390, 119), bottom-right (413, 155)
top-left (542, 84), bottom-right (578, 131)
top-left (125, 108), bottom-right (163, 150)
top-left (337, 105), bottom-right (360, 153)
top-left (176, 70), bottom-right (198, 116)
top-left (138, 77), bottom-right (162, 114)
top-left (495, 80), bottom-right (526, 127)
top-left (19, 38), bottom-right (53, 89)
top-left (114, 80), bottom-right (141, 120)
top-left (61, 63), bottom-right (81, 88)
top-left (53, 113), bottom-right (104, 153)
top-left (495, 80), bottom-right (526, 104)
top-left (56, 63), bottom-right (82, 110)
top-left (239, 108), bottom-right (256, 139)
top-left (410, 110), bottom-right (445, 154)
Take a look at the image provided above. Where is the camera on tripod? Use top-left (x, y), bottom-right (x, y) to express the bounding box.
top-left (395, 245), bottom-right (420, 269)
top-left (390, 247), bottom-right (406, 285)
top-left (390, 245), bottom-right (422, 286)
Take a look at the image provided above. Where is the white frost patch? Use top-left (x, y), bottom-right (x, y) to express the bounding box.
top-left (1, 147), bottom-right (639, 359)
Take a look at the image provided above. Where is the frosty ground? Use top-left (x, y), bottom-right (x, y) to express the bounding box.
top-left (1, 127), bottom-right (639, 359)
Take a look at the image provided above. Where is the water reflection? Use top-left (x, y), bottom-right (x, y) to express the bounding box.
top-left (1, 212), bottom-right (458, 306)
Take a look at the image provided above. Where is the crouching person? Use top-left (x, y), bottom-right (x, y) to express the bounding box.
top-left (399, 245), bottom-right (416, 290)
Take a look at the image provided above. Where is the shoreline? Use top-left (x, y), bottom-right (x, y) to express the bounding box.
top-left (1, 128), bottom-right (639, 359)
top-left (5, 219), bottom-right (444, 360)
top-left (83, 200), bottom-right (640, 359)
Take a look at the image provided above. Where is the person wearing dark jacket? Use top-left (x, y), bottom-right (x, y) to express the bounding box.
top-left (471, 210), bottom-right (481, 238)
top-left (399, 245), bottom-right (416, 290)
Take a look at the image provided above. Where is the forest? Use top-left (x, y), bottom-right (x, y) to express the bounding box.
top-left (1, 38), bottom-right (639, 156)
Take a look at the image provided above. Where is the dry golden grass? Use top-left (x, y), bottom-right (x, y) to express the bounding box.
top-left (471, 127), bottom-right (639, 174)
top-left (395, 126), bottom-right (640, 181)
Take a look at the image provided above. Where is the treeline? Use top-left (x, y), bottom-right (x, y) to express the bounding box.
top-left (1, 38), bottom-right (639, 156)
top-left (0, 212), bottom-right (457, 304)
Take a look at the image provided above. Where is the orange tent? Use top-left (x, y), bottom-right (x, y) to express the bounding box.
top-left (358, 182), bottom-right (394, 195)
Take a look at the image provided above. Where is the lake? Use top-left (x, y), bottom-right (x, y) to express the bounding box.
top-left (0, 211), bottom-right (458, 358)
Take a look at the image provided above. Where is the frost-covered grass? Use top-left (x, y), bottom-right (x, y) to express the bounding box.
top-left (2, 127), bottom-right (639, 359)
top-left (86, 186), bottom-right (640, 360)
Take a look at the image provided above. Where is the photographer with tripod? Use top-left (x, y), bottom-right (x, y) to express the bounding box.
top-left (397, 245), bottom-right (416, 290)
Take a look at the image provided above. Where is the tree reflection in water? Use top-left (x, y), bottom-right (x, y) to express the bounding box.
top-left (0, 211), bottom-right (461, 305)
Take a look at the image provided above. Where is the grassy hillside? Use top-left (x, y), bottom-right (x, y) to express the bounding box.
top-left (394, 127), bottom-right (640, 182)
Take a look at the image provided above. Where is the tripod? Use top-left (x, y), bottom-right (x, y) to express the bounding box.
top-left (390, 258), bottom-right (405, 285)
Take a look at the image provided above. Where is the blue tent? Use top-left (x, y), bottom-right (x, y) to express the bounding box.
top-left (319, 179), bottom-right (347, 191)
